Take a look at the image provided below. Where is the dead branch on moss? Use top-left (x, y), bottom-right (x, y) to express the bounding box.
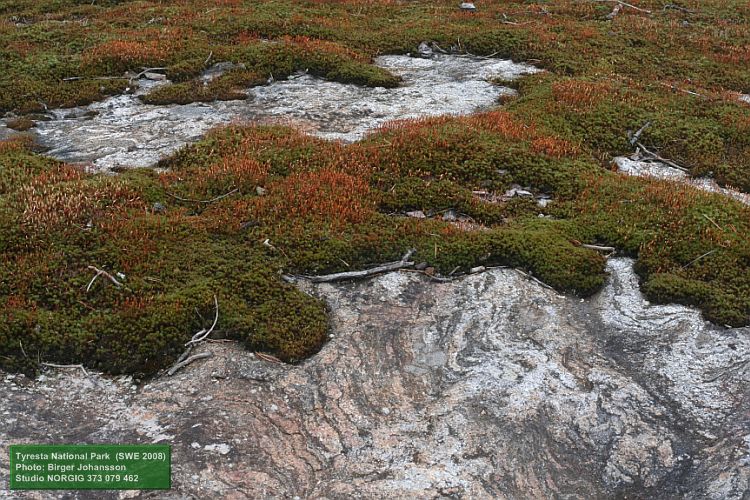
top-left (500, 14), bottom-right (533, 26)
top-left (515, 269), bottom-right (555, 290)
top-left (635, 142), bottom-right (689, 172)
top-left (254, 352), bottom-right (283, 364)
top-left (606, 4), bottom-right (622, 20)
top-left (167, 352), bottom-right (213, 376)
top-left (131, 67), bottom-right (168, 81)
top-left (629, 121), bottom-right (651, 146)
top-left (62, 76), bottom-right (128, 82)
top-left (307, 249), bottom-right (416, 283)
top-left (681, 249), bottom-right (718, 269)
top-left (165, 188), bottom-right (239, 204)
top-left (166, 295), bottom-right (219, 376)
top-left (86, 265), bottom-right (123, 292)
top-left (593, 0), bottom-right (651, 14)
top-left (660, 83), bottom-right (705, 98)
top-left (702, 214), bottom-right (723, 231)
top-left (40, 362), bottom-right (100, 386)
top-left (581, 243), bottom-right (616, 254)
top-left (186, 295), bottom-right (219, 346)
top-left (663, 4), bottom-right (694, 14)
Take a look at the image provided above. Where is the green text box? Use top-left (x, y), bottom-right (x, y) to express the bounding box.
top-left (9, 445), bottom-right (171, 490)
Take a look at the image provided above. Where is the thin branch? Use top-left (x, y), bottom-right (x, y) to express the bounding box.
top-left (186, 295), bottom-right (219, 346)
top-left (663, 4), bottom-right (694, 14)
top-left (401, 248), bottom-right (417, 262)
top-left (629, 121), bottom-right (651, 146)
top-left (86, 266), bottom-right (123, 292)
top-left (636, 142), bottom-right (690, 172)
top-left (581, 244), bottom-right (616, 253)
top-left (606, 3), bottom-right (622, 19)
top-left (702, 214), bottom-right (723, 231)
top-left (131, 67), bottom-right (168, 81)
top-left (254, 352), bottom-right (282, 364)
top-left (165, 188), bottom-right (239, 204)
top-left (62, 76), bottom-right (128, 82)
top-left (307, 249), bottom-right (416, 283)
top-left (19, 341), bottom-right (28, 359)
top-left (40, 362), bottom-right (99, 386)
top-left (660, 82), bottom-right (705, 98)
top-left (681, 249), bottom-right (718, 269)
top-left (515, 269), bottom-right (555, 290)
top-left (593, 0), bottom-right (651, 14)
top-left (167, 352), bottom-right (212, 376)
top-left (704, 358), bottom-right (749, 383)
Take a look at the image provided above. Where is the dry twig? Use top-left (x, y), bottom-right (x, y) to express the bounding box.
top-left (167, 352), bottom-right (213, 376)
top-left (636, 142), bottom-right (689, 172)
top-left (581, 244), bottom-right (616, 254)
top-left (86, 266), bottom-right (123, 292)
top-left (166, 188), bottom-right (239, 205)
top-left (185, 295), bottom-right (219, 346)
top-left (306, 249), bottom-right (416, 283)
top-left (593, 0), bottom-right (651, 14)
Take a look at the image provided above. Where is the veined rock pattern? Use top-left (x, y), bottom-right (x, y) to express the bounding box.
top-left (1, 259), bottom-right (747, 498)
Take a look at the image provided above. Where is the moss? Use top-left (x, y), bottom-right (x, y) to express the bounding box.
top-left (141, 70), bottom-right (266, 105)
top-left (2, 0), bottom-right (750, 378)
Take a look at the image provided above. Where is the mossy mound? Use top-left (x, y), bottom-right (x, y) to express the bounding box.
top-left (2, 0), bottom-right (750, 377)
top-left (3, 104), bottom-right (749, 376)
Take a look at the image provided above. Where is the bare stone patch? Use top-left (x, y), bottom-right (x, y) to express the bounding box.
top-left (1, 259), bottom-right (747, 498)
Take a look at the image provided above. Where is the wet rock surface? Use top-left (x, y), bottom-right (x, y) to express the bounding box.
top-left (16, 55), bottom-right (537, 171)
top-left (1, 258), bottom-right (748, 499)
top-left (615, 156), bottom-right (750, 205)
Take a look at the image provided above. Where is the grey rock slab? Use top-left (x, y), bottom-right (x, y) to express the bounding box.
top-left (1, 259), bottom-right (747, 498)
top-left (28, 55), bottom-right (538, 171)
top-left (614, 156), bottom-right (750, 205)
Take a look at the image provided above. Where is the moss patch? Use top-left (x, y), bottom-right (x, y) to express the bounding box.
top-left (1, 0), bottom-right (750, 377)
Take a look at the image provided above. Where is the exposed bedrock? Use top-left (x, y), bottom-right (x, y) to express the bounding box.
top-left (1, 258), bottom-right (748, 498)
top-left (11, 55), bottom-right (537, 171)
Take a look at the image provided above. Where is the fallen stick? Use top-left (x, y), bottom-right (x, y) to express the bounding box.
top-left (660, 83), bottom-right (704, 98)
top-left (62, 76), bottom-right (128, 82)
top-left (663, 4), bottom-right (694, 14)
top-left (702, 214), bottom-right (723, 231)
top-left (606, 3), bottom-right (622, 19)
top-left (629, 121), bottom-right (651, 146)
top-left (166, 188), bottom-right (239, 204)
top-left (681, 249), bottom-right (718, 269)
top-left (254, 352), bottom-right (282, 364)
top-left (636, 142), bottom-right (689, 172)
top-left (593, 0), bottom-right (651, 14)
top-left (167, 352), bottom-right (212, 376)
top-left (581, 244), bottom-right (616, 253)
top-left (131, 67), bottom-right (168, 81)
top-left (41, 362), bottom-right (91, 377)
top-left (40, 362), bottom-right (100, 386)
top-left (307, 249), bottom-right (416, 283)
top-left (399, 268), bottom-right (455, 282)
top-left (86, 265), bottom-right (123, 292)
top-left (515, 269), bottom-right (555, 290)
top-left (186, 295), bottom-right (219, 346)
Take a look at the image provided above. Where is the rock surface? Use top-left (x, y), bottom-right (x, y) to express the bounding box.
top-left (1, 258), bottom-right (748, 498)
top-left (25, 55), bottom-right (537, 171)
top-left (615, 156), bottom-right (750, 205)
